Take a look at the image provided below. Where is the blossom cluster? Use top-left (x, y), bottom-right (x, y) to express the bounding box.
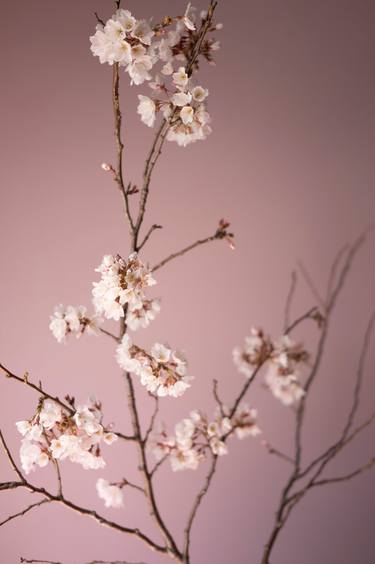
top-left (90, 6), bottom-right (221, 147)
top-left (152, 404), bottom-right (260, 471)
top-left (92, 253), bottom-right (157, 325)
top-left (96, 478), bottom-right (123, 509)
top-left (49, 305), bottom-right (100, 343)
top-left (233, 329), bottom-right (309, 406)
top-left (90, 9), bottom-right (155, 85)
top-left (16, 398), bottom-right (117, 474)
top-left (116, 335), bottom-right (191, 398)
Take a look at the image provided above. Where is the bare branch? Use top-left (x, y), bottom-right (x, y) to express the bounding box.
top-left (151, 233), bottom-right (218, 273)
top-left (262, 441), bottom-right (294, 465)
top-left (99, 328), bottom-right (120, 343)
top-left (144, 396), bottom-right (159, 445)
top-left (297, 260), bottom-right (325, 309)
top-left (0, 499), bottom-right (50, 527)
top-left (284, 306), bottom-right (319, 336)
top-left (138, 224), bottom-right (163, 252)
top-left (212, 379), bottom-right (225, 416)
top-left (94, 13), bottom-right (105, 27)
top-left (283, 270), bottom-right (297, 332)
top-left (183, 455), bottom-right (218, 561)
top-left (150, 454), bottom-right (169, 478)
top-left (311, 457), bottom-right (375, 487)
top-left (20, 559), bottom-right (62, 564)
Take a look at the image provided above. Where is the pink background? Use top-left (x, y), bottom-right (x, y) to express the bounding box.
top-left (1, 1), bottom-right (375, 563)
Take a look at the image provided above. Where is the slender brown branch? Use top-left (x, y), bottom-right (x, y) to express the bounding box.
top-left (284, 306), bottom-right (319, 336)
top-left (0, 481), bottom-right (25, 491)
top-left (112, 64), bottom-right (135, 238)
top-left (182, 455), bottom-right (218, 563)
top-left (20, 559), bottom-right (62, 564)
top-left (311, 457), bottom-right (375, 487)
top-left (152, 234), bottom-right (218, 273)
top-left (283, 271), bottom-right (297, 332)
top-left (53, 460), bottom-right (63, 498)
top-left (150, 454), bottom-right (169, 478)
top-left (0, 363), bottom-right (74, 415)
top-left (212, 379), bottom-right (225, 416)
top-left (297, 260), bottom-right (325, 309)
top-left (138, 224), bottom-right (163, 252)
top-left (0, 429), bottom-right (26, 483)
top-left (262, 441), bottom-right (294, 465)
top-left (0, 499), bottom-right (50, 527)
top-left (144, 396), bottom-right (159, 445)
top-left (229, 362), bottom-right (265, 419)
top-left (99, 328), bottom-right (120, 343)
top-left (260, 233), bottom-right (370, 564)
top-left (94, 13), bottom-right (105, 27)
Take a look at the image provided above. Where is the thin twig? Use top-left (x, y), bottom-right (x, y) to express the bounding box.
top-left (144, 396), bottom-right (159, 445)
top-left (99, 328), bottom-right (120, 343)
top-left (183, 455), bottom-right (218, 561)
top-left (150, 454), bottom-right (169, 478)
top-left (152, 234), bottom-right (218, 273)
top-left (0, 364), bottom-right (74, 415)
top-left (311, 457), bottom-right (375, 487)
top-left (262, 441), bottom-right (294, 465)
top-left (284, 306), bottom-right (319, 335)
top-left (138, 224), bottom-right (162, 252)
top-left (297, 260), bottom-right (325, 309)
top-left (283, 271), bottom-right (297, 333)
top-left (20, 559), bottom-right (62, 564)
top-left (0, 499), bottom-right (50, 527)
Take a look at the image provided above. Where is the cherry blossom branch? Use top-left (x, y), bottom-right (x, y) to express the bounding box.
top-left (0, 429), bottom-right (168, 556)
top-left (121, 369), bottom-right (182, 559)
top-left (132, 2), bottom-right (218, 252)
top-left (297, 311), bottom-right (375, 480)
top-left (0, 499), bottom-right (50, 528)
top-left (260, 233), bottom-right (370, 564)
top-left (112, 64), bottom-right (135, 240)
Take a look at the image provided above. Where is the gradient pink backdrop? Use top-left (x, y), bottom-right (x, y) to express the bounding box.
top-left (1, 1), bottom-right (375, 563)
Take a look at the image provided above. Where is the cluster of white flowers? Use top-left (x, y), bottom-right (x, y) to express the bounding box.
top-left (90, 6), bottom-right (221, 147)
top-left (233, 329), bottom-right (308, 406)
top-left (152, 404), bottom-right (260, 471)
top-left (96, 478), bottom-right (123, 508)
top-left (116, 335), bottom-right (191, 398)
top-left (90, 9), bottom-right (156, 85)
top-left (16, 399), bottom-right (117, 474)
top-left (49, 305), bottom-right (100, 343)
top-left (265, 335), bottom-right (308, 406)
top-left (92, 253), bottom-right (157, 323)
top-left (139, 65), bottom-right (212, 147)
top-left (233, 328), bottom-right (272, 378)
top-left (126, 298), bottom-right (161, 331)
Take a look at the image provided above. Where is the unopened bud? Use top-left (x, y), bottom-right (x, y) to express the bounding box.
top-left (101, 162), bottom-right (111, 172)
